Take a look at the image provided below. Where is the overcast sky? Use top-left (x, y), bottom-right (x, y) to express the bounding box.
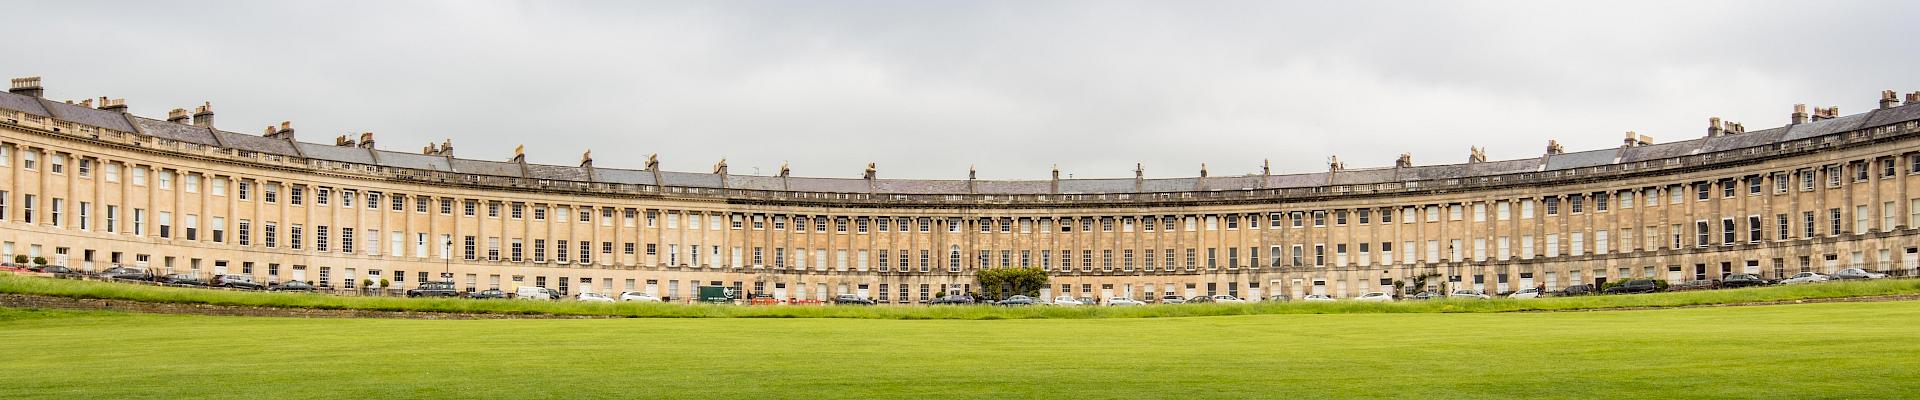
top-left (6, 1), bottom-right (1916, 180)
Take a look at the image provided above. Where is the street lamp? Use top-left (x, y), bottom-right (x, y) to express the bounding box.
top-left (442, 237), bottom-right (454, 283)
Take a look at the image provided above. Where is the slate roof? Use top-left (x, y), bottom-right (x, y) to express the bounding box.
top-left (132, 117), bottom-right (221, 146)
top-left (0, 91), bottom-right (49, 117)
top-left (40, 99), bottom-right (135, 132)
top-left (214, 130), bottom-right (298, 155)
top-left (296, 142), bottom-right (375, 164)
top-left (5, 90), bottom-right (1920, 196)
top-left (375, 150), bottom-right (452, 171)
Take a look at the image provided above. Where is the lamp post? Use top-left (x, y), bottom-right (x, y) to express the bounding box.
top-left (442, 237), bottom-right (453, 283)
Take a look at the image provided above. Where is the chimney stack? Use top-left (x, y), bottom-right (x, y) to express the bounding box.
top-left (1708, 117), bottom-right (1723, 137)
top-left (191, 102), bottom-right (214, 128)
top-left (1882, 90), bottom-right (1900, 110)
top-left (1395, 153), bottom-right (1413, 168)
top-left (1906, 91), bottom-right (1920, 106)
top-left (8, 76), bottom-right (43, 98)
top-left (1791, 104), bottom-right (1808, 124)
top-left (1811, 106), bottom-right (1838, 121)
top-left (77, 98), bottom-right (93, 108)
top-left (1545, 140), bottom-right (1565, 155)
top-left (97, 97), bottom-right (128, 113)
top-left (166, 108), bottom-right (191, 124)
top-left (1467, 146), bottom-right (1487, 163)
top-left (335, 135), bottom-right (355, 147)
top-left (265, 121), bottom-right (295, 140)
top-left (357, 132), bottom-right (375, 149)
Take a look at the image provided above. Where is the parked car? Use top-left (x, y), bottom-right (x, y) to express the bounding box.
top-left (211, 274), bottom-right (265, 290)
top-left (928, 295), bottom-right (975, 305)
top-left (1300, 294), bottom-right (1336, 302)
top-left (99, 267), bottom-right (153, 281)
top-left (1160, 295), bottom-right (1187, 304)
top-left (160, 274), bottom-right (208, 286)
top-left (1668, 279), bottom-right (1719, 292)
top-left (516, 286), bottom-right (560, 300)
top-left (1264, 294), bottom-right (1292, 302)
top-left (1603, 279), bottom-right (1662, 294)
top-left (618, 291), bottom-right (661, 302)
top-left (0, 262), bottom-right (29, 273)
top-left (1832, 268), bottom-right (1888, 280)
top-left (1781, 272), bottom-right (1831, 285)
top-left (405, 281), bottom-right (463, 298)
top-left (1719, 274), bottom-right (1774, 288)
top-left (468, 289), bottom-right (507, 299)
top-left (1353, 292), bottom-right (1395, 302)
top-left (1407, 291), bottom-right (1445, 301)
top-left (1448, 290), bottom-right (1491, 300)
top-left (272, 280), bottom-right (317, 292)
top-left (1507, 288), bottom-right (1543, 299)
top-left (832, 294), bottom-right (876, 305)
top-left (996, 295), bottom-right (1038, 306)
top-left (1052, 296), bottom-right (1086, 306)
top-left (1560, 284), bottom-right (1597, 296)
top-left (575, 292), bottom-right (615, 302)
top-left (34, 265), bottom-right (76, 275)
top-left (1106, 297), bottom-right (1145, 306)
top-left (1210, 295), bottom-right (1247, 303)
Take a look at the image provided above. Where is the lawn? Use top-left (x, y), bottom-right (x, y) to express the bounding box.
top-left (1, 301), bottom-right (1916, 399)
top-left (6, 273), bottom-right (1920, 319)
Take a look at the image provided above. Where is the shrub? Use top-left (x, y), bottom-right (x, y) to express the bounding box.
top-left (32, 257), bottom-right (47, 266)
top-left (12, 255), bottom-right (25, 264)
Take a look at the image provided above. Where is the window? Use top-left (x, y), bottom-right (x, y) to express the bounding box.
top-left (48, 153), bottom-right (64, 174)
top-left (1830, 208), bottom-right (1843, 235)
top-left (1696, 221), bottom-right (1711, 246)
top-left (158, 170), bottom-right (173, 190)
top-left (1544, 197), bottom-right (1559, 215)
top-left (210, 178), bottom-right (226, 196)
top-left (264, 223), bottom-right (277, 248)
top-left (1748, 216), bottom-right (1762, 242)
top-left (105, 163), bottom-right (120, 182)
top-left (315, 226), bottom-right (329, 252)
top-left (1721, 218), bottom-right (1736, 244)
top-left (1804, 211), bottom-right (1816, 238)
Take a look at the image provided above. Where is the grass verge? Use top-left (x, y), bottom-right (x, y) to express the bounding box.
top-left (3, 273), bottom-right (1918, 319)
top-left (0, 301), bottom-right (1916, 398)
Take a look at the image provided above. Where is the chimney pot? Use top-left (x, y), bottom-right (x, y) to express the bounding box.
top-left (8, 76), bottom-right (43, 98)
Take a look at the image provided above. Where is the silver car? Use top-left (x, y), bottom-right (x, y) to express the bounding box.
top-left (1781, 272), bottom-right (1831, 285)
top-left (1831, 268), bottom-right (1887, 280)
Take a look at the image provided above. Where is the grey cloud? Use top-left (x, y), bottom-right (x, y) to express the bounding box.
top-left (4, 0), bottom-right (1915, 180)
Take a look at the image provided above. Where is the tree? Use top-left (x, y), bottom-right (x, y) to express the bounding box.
top-left (1392, 272), bottom-right (1442, 299)
top-left (976, 267), bottom-right (1048, 300)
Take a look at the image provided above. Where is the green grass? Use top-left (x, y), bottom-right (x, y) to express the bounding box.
top-left (4, 273), bottom-right (1919, 319)
top-left (1, 301), bottom-right (1916, 399)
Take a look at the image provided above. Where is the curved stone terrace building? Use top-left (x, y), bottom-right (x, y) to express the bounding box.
top-left (3, 76), bottom-right (1919, 302)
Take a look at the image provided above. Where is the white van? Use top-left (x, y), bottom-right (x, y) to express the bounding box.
top-left (515, 286), bottom-right (559, 300)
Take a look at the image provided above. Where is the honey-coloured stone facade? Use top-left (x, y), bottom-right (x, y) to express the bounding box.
top-left (3, 77), bottom-right (1919, 303)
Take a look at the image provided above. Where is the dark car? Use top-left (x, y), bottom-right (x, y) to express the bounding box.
top-left (160, 274), bottom-right (209, 286)
top-left (1603, 279), bottom-right (1661, 295)
top-left (1560, 284), bottom-right (1597, 296)
top-left (211, 274), bottom-right (265, 290)
top-left (406, 281), bottom-right (463, 298)
top-left (832, 294), bottom-right (876, 305)
top-left (272, 280), bottom-right (317, 292)
top-left (1184, 295), bottom-right (1215, 304)
top-left (1720, 274), bottom-right (1773, 288)
top-left (995, 295), bottom-right (1038, 306)
top-left (32, 265), bottom-right (76, 275)
top-left (468, 289), bottom-right (507, 299)
top-left (1408, 291), bottom-right (1445, 301)
top-left (99, 267), bottom-right (153, 281)
top-left (928, 295), bottom-right (975, 305)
